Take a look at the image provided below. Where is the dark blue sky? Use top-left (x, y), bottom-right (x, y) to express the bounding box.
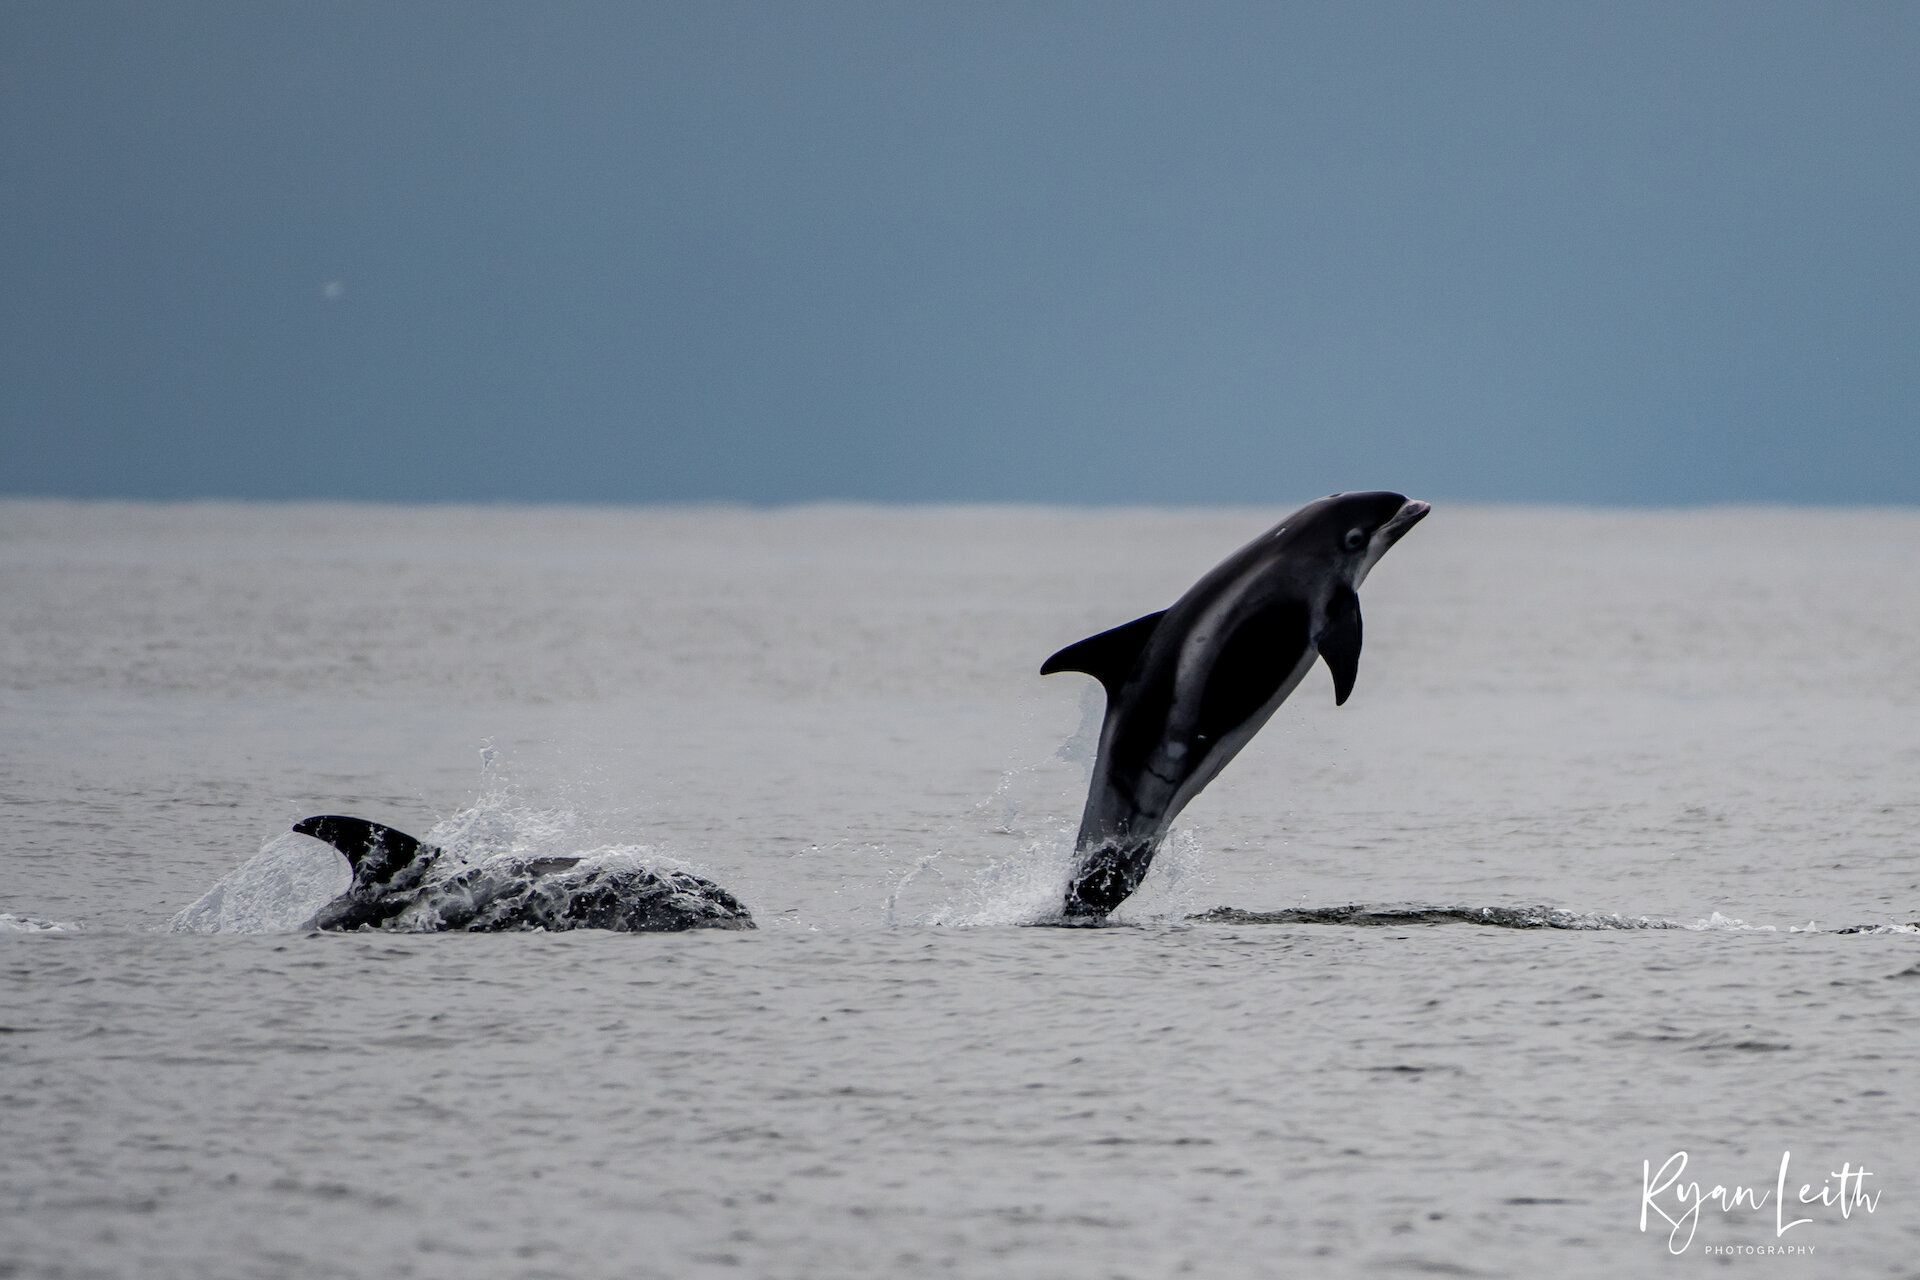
top-left (5, 3), bottom-right (1916, 504)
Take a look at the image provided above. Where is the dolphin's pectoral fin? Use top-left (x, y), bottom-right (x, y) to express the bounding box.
top-left (293, 814), bottom-right (433, 889)
top-left (1318, 587), bottom-right (1362, 706)
top-left (1041, 610), bottom-right (1167, 695)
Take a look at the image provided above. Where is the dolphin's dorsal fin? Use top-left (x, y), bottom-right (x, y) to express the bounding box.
top-left (1318, 587), bottom-right (1362, 705)
top-left (1040, 610), bottom-right (1167, 694)
top-left (293, 814), bottom-right (431, 889)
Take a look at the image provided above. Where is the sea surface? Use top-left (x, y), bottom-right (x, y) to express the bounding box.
top-left (3, 499), bottom-right (1919, 1278)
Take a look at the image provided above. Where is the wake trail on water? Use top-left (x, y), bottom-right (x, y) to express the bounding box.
top-left (1193, 906), bottom-right (1886, 933)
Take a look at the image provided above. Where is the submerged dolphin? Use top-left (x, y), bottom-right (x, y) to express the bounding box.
top-left (291, 815), bottom-right (755, 932)
top-left (1042, 492), bottom-right (1430, 919)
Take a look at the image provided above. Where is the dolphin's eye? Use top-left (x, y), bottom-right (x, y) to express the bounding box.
top-left (1343, 527), bottom-right (1366, 551)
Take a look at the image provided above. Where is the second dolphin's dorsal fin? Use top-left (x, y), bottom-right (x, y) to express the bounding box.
top-left (293, 814), bottom-right (431, 889)
top-left (1040, 610), bottom-right (1167, 694)
top-left (1317, 586), bottom-right (1362, 705)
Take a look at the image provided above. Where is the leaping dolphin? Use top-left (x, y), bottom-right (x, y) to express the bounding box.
top-left (1042, 491), bottom-right (1429, 919)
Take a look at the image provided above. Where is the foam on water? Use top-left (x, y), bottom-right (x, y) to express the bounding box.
top-left (1685, 909), bottom-right (1783, 932)
top-left (0, 914), bottom-right (81, 933)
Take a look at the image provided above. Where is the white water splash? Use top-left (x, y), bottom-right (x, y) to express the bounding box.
top-left (899, 689), bottom-right (1216, 927)
top-left (168, 831), bottom-right (351, 935)
top-left (419, 784), bottom-right (590, 872)
top-left (1110, 828), bottom-right (1215, 924)
top-left (915, 830), bottom-right (1080, 928)
top-left (902, 824), bottom-right (1213, 929)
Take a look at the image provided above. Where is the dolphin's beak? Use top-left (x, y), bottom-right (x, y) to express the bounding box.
top-left (1353, 499), bottom-right (1429, 587)
top-left (1378, 498), bottom-right (1429, 548)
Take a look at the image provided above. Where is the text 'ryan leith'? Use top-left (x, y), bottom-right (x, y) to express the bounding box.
top-left (1640, 1151), bottom-right (1880, 1254)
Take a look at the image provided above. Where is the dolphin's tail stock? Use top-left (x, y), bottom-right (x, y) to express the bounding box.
top-left (292, 814), bottom-right (438, 930)
top-left (1062, 834), bottom-right (1164, 921)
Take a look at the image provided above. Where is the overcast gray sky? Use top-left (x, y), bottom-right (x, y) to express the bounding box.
top-left (4, 2), bottom-right (1916, 504)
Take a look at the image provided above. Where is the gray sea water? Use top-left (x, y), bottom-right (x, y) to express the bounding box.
top-left (4, 499), bottom-right (1919, 1277)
